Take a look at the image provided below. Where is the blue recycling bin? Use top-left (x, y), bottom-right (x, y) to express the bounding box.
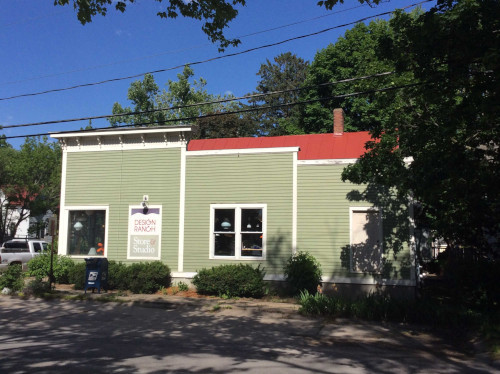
top-left (84, 258), bottom-right (108, 294)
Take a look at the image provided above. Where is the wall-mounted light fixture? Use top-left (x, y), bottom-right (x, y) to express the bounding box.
top-left (142, 195), bottom-right (149, 212)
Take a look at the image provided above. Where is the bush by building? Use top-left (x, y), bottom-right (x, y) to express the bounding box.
top-left (193, 264), bottom-right (265, 298)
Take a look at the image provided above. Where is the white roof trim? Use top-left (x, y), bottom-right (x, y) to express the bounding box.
top-left (187, 147), bottom-right (300, 157)
top-left (51, 127), bottom-right (192, 139)
top-left (298, 158), bottom-right (358, 165)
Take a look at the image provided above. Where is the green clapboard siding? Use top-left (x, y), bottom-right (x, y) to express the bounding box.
top-left (298, 165), bottom-right (412, 281)
top-left (184, 152), bottom-right (294, 273)
top-left (65, 148), bottom-right (181, 269)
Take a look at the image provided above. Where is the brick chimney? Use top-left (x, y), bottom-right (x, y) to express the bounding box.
top-left (333, 108), bottom-right (344, 135)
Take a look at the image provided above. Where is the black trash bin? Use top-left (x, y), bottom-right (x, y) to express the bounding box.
top-left (84, 258), bottom-right (108, 294)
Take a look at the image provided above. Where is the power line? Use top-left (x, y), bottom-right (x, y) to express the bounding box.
top-left (1, 71), bottom-right (396, 130)
top-left (2, 81), bottom-right (427, 140)
top-left (0, 3), bottom-right (368, 87)
top-left (0, 0), bottom-right (432, 102)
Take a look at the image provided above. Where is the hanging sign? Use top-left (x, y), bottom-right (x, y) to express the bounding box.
top-left (127, 205), bottom-right (162, 260)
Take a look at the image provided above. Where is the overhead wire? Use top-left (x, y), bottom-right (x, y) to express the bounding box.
top-left (0, 0), bottom-right (432, 102)
top-left (0, 3), bottom-right (368, 87)
top-left (2, 80), bottom-right (428, 140)
top-left (1, 71), bottom-right (396, 130)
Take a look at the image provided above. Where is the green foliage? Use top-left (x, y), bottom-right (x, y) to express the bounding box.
top-left (342, 0), bottom-right (500, 251)
top-left (298, 290), bottom-right (478, 327)
top-left (248, 52), bottom-right (309, 136)
top-left (0, 136), bottom-right (61, 242)
top-left (299, 18), bottom-right (415, 134)
top-left (0, 264), bottom-right (24, 292)
top-left (193, 112), bottom-right (257, 140)
top-left (23, 278), bottom-right (51, 297)
top-left (193, 264), bottom-right (266, 298)
top-left (109, 67), bottom-right (239, 129)
top-left (283, 251), bottom-right (322, 295)
top-left (177, 281), bottom-right (189, 292)
top-left (107, 261), bottom-right (130, 291)
top-left (55, 0), bottom-right (247, 51)
top-left (127, 261), bottom-right (172, 294)
top-left (68, 262), bottom-right (86, 290)
top-left (68, 260), bottom-right (171, 293)
top-left (26, 254), bottom-right (75, 284)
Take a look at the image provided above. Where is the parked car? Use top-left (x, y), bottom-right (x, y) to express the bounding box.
top-left (0, 239), bottom-right (48, 270)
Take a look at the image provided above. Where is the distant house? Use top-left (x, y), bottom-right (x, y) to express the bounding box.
top-left (51, 109), bottom-right (416, 295)
top-left (0, 190), bottom-right (30, 242)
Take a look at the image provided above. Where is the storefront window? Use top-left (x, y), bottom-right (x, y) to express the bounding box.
top-left (212, 205), bottom-right (265, 259)
top-left (67, 210), bottom-right (106, 256)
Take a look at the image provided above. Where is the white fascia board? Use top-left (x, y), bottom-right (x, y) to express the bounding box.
top-left (187, 147), bottom-right (300, 157)
top-left (51, 127), bottom-right (192, 139)
top-left (298, 159), bottom-right (358, 165)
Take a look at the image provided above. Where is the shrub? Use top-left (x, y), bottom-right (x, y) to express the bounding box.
top-left (283, 251), bottom-right (322, 295)
top-left (193, 264), bottom-right (265, 298)
top-left (68, 262), bottom-right (86, 290)
top-left (23, 278), bottom-right (51, 297)
top-left (26, 254), bottom-right (75, 284)
top-left (0, 264), bottom-right (24, 292)
top-left (128, 261), bottom-right (171, 294)
top-left (107, 261), bottom-right (130, 290)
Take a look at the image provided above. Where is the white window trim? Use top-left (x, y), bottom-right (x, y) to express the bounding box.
top-left (349, 207), bottom-right (383, 274)
top-left (60, 205), bottom-right (109, 258)
top-left (209, 204), bottom-right (267, 260)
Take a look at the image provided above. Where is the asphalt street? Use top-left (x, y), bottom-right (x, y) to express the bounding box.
top-left (0, 296), bottom-right (498, 373)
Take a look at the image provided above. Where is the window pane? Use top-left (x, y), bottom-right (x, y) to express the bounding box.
top-left (33, 243), bottom-right (42, 252)
top-left (68, 210), bottom-right (106, 256)
top-left (214, 209), bottom-right (235, 232)
top-left (214, 233), bottom-right (235, 256)
top-left (241, 209), bottom-right (262, 232)
top-left (241, 233), bottom-right (263, 257)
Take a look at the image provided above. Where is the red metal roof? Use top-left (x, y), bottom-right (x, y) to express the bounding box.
top-left (188, 132), bottom-right (372, 160)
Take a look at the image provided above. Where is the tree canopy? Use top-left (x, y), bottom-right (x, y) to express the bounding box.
top-left (298, 18), bottom-right (416, 134)
top-left (342, 0), bottom-right (500, 253)
top-left (109, 66), bottom-right (255, 138)
top-left (0, 137), bottom-right (61, 242)
top-left (247, 52), bottom-right (309, 136)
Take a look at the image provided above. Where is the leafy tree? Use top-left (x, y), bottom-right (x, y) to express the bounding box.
top-left (109, 66), bottom-right (239, 129)
top-left (0, 137), bottom-right (61, 243)
top-left (298, 18), bottom-right (415, 133)
top-left (342, 0), bottom-right (500, 253)
top-left (55, 0), bottom-right (382, 50)
top-left (193, 112), bottom-right (257, 139)
top-left (247, 52), bottom-right (309, 136)
top-left (109, 73), bottom-right (167, 127)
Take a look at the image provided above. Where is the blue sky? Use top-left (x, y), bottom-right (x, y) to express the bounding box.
top-left (1, 0), bottom-right (436, 148)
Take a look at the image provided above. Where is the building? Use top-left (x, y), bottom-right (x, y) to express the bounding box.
top-left (51, 110), bottom-right (416, 295)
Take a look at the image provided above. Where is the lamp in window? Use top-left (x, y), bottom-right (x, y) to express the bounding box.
top-left (247, 222), bottom-right (252, 229)
top-left (73, 221), bottom-right (83, 231)
top-left (221, 218), bottom-right (231, 230)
